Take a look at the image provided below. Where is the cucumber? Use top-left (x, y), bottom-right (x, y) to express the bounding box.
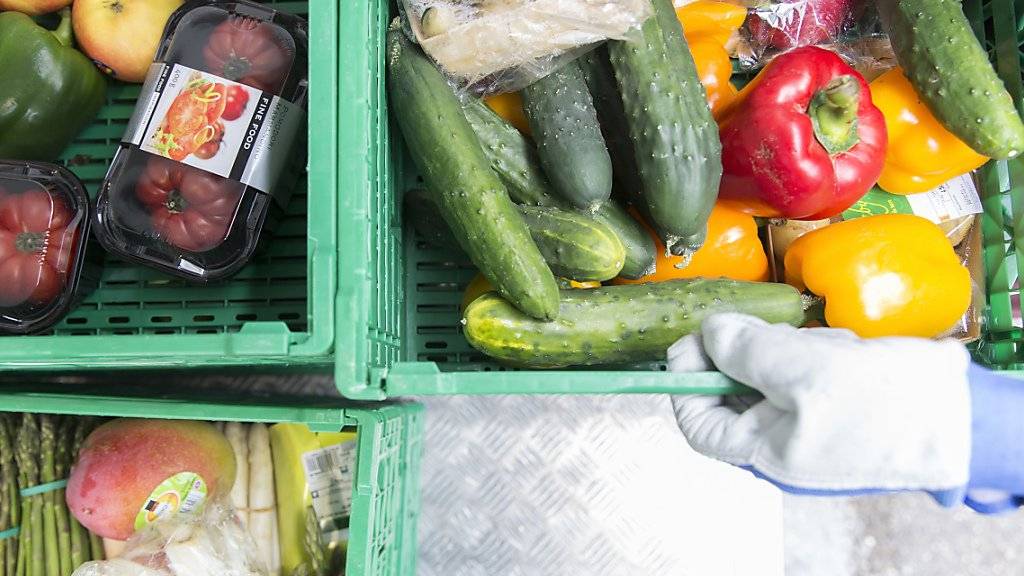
top-left (462, 97), bottom-right (657, 278)
top-left (590, 203), bottom-right (655, 277)
top-left (607, 0), bottom-right (722, 258)
top-left (877, 0), bottom-right (1024, 160)
top-left (521, 60), bottom-right (613, 212)
top-left (406, 189), bottom-right (626, 282)
top-left (519, 205), bottom-right (625, 281)
top-left (404, 188), bottom-right (463, 251)
top-left (387, 25), bottom-right (559, 320)
top-left (464, 279), bottom-right (805, 368)
top-left (579, 46), bottom-right (645, 202)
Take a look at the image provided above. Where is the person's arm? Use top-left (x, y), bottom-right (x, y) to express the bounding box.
top-left (669, 313), bottom-right (1024, 513)
top-left (965, 364), bottom-right (1024, 512)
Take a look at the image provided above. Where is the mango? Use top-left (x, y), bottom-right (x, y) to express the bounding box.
top-left (66, 419), bottom-right (236, 540)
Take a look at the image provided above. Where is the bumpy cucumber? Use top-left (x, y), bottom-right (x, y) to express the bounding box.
top-left (464, 279), bottom-right (805, 368)
top-left (607, 0), bottom-right (722, 257)
top-left (518, 205), bottom-right (625, 281)
top-left (406, 189), bottom-right (626, 281)
top-left (877, 0), bottom-right (1024, 159)
top-left (462, 97), bottom-right (656, 278)
top-left (387, 26), bottom-right (559, 320)
top-left (521, 60), bottom-right (614, 212)
top-left (579, 46), bottom-right (645, 201)
top-left (404, 188), bottom-right (463, 251)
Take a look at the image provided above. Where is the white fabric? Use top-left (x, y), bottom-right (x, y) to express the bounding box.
top-left (668, 314), bottom-right (973, 493)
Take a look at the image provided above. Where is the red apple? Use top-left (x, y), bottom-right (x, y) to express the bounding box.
top-left (72, 0), bottom-right (184, 83)
top-left (66, 419), bottom-right (236, 540)
top-left (0, 0), bottom-right (71, 16)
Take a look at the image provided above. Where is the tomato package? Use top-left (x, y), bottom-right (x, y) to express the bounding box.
top-left (0, 161), bottom-right (99, 335)
top-left (94, 0), bottom-right (308, 282)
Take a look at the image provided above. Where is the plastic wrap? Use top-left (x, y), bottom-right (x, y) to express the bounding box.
top-left (71, 503), bottom-right (267, 576)
top-left (399, 0), bottom-right (651, 94)
top-left (734, 0), bottom-right (875, 69)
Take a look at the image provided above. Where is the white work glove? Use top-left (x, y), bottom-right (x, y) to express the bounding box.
top-left (669, 314), bottom-right (972, 502)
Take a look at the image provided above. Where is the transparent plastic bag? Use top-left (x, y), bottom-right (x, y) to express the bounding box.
top-left (71, 503), bottom-right (267, 576)
top-left (734, 0), bottom-right (876, 69)
top-left (399, 0), bottom-right (651, 94)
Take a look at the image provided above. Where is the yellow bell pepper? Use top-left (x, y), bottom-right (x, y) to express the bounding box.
top-left (785, 214), bottom-right (971, 338)
top-left (676, 1), bottom-right (746, 116)
top-left (871, 67), bottom-right (989, 194)
top-left (484, 92), bottom-right (531, 135)
top-left (613, 203), bottom-right (769, 284)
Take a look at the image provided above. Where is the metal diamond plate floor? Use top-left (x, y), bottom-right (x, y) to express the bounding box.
top-left (415, 394), bottom-right (784, 576)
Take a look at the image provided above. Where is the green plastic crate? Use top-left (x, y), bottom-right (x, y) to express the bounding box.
top-left (0, 0), bottom-right (340, 370)
top-left (336, 0), bottom-right (1024, 399)
top-left (0, 389), bottom-right (422, 576)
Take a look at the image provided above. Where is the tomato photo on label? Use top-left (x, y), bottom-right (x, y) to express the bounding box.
top-left (221, 85), bottom-right (250, 121)
top-left (135, 157), bottom-right (242, 253)
top-left (203, 16), bottom-right (292, 94)
top-left (0, 187), bottom-right (74, 307)
top-left (192, 121), bottom-right (225, 160)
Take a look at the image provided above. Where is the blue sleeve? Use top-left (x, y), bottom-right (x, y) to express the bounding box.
top-left (965, 363), bottom-right (1024, 513)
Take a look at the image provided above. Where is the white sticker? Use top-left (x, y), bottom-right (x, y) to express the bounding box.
top-left (125, 63), bottom-right (304, 195)
top-left (301, 441), bottom-right (357, 529)
top-left (904, 174), bottom-right (983, 223)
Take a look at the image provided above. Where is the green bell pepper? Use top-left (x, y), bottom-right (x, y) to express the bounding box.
top-left (0, 9), bottom-right (107, 161)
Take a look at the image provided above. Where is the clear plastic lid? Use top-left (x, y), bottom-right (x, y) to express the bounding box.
top-left (0, 161), bottom-right (93, 335)
top-left (94, 0), bottom-right (308, 282)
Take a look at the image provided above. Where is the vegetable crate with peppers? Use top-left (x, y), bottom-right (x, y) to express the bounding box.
top-left (0, 389), bottom-right (423, 576)
top-left (0, 0), bottom-right (339, 370)
top-left (334, 0), bottom-right (1024, 400)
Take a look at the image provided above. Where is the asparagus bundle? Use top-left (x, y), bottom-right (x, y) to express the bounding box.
top-left (0, 414), bottom-right (17, 576)
top-left (5, 415), bottom-right (104, 576)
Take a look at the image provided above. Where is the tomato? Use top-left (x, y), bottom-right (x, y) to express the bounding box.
top-left (221, 85), bottom-right (250, 121)
top-left (203, 17), bottom-right (292, 93)
top-left (135, 157), bottom-right (243, 252)
top-left (0, 187), bottom-right (74, 307)
top-left (193, 121), bottom-right (225, 160)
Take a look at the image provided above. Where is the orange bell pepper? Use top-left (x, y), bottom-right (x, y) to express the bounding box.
top-left (676, 1), bottom-right (746, 116)
top-left (785, 214), bottom-right (970, 338)
top-left (871, 67), bottom-right (988, 194)
top-left (612, 203), bottom-right (769, 285)
top-left (484, 92), bottom-right (531, 135)
top-left (462, 273), bottom-right (598, 312)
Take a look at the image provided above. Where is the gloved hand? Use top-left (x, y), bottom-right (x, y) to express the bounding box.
top-left (669, 313), bottom-right (973, 505)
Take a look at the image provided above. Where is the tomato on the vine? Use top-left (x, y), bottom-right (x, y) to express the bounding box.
top-left (203, 17), bottom-right (292, 93)
top-left (221, 85), bottom-right (250, 121)
top-left (135, 157), bottom-right (243, 252)
top-left (0, 188), bottom-right (74, 307)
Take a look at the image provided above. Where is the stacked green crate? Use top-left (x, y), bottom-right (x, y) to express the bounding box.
top-left (0, 390), bottom-right (422, 576)
top-left (336, 0), bottom-right (1024, 399)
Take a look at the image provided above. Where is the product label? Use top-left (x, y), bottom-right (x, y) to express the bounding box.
top-left (123, 63), bottom-right (304, 194)
top-left (302, 441), bottom-right (357, 532)
top-left (842, 174), bottom-right (982, 223)
top-left (134, 472), bottom-right (208, 531)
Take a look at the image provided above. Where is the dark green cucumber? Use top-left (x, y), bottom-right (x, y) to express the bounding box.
top-left (579, 46), bottom-right (645, 202)
top-left (406, 189), bottom-right (625, 281)
top-left (462, 97), bottom-right (657, 278)
top-left (590, 203), bottom-right (656, 278)
top-left (877, 0), bottom-right (1024, 159)
top-left (404, 188), bottom-right (463, 251)
top-left (464, 279), bottom-right (805, 368)
top-left (521, 60), bottom-right (613, 212)
top-left (387, 25), bottom-right (559, 320)
top-left (518, 205), bottom-right (625, 281)
top-left (607, 0), bottom-right (722, 258)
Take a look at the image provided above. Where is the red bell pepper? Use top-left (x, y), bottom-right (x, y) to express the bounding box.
top-left (717, 46), bottom-right (887, 220)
